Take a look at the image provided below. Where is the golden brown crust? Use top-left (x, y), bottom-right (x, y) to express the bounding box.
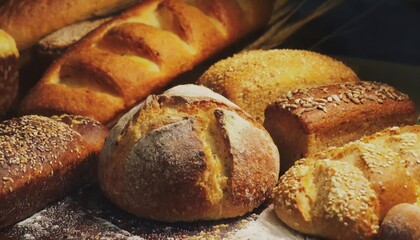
top-left (0, 115), bottom-right (108, 230)
top-left (197, 49), bottom-right (360, 123)
top-left (264, 81), bottom-right (416, 172)
top-left (380, 203), bottom-right (420, 240)
top-left (99, 84), bottom-right (279, 221)
top-left (272, 125), bottom-right (420, 240)
top-left (0, 0), bottom-right (140, 50)
top-left (19, 0), bottom-right (275, 125)
top-left (0, 29), bottom-right (18, 119)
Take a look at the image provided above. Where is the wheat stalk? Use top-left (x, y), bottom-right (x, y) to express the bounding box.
top-left (245, 0), bottom-right (343, 50)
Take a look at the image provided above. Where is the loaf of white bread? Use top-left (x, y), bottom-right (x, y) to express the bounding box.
top-left (0, 29), bottom-right (18, 119)
top-left (272, 125), bottom-right (420, 240)
top-left (0, 115), bottom-right (108, 230)
top-left (19, 0), bottom-right (275, 125)
top-left (264, 81), bottom-right (416, 172)
top-left (197, 49), bottom-right (360, 123)
top-left (0, 0), bottom-right (140, 50)
top-left (99, 84), bottom-right (279, 222)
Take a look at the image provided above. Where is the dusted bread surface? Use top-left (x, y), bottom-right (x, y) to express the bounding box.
top-left (197, 49), bottom-right (360, 123)
top-left (272, 125), bottom-right (420, 240)
top-left (0, 115), bottom-right (108, 230)
top-left (99, 84), bottom-right (279, 222)
top-left (264, 81), bottom-right (416, 172)
top-left (380, 203), bottom-right (420, 240)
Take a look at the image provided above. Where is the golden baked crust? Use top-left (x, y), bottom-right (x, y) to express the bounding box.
top-left (0, 0), bottom-right (140, 50)
top-left (272, 125), bottom-right (420, 240)
top-left (264, 81), bottom-right (416, 172)
top-left (99, 84), bottom-right (279, 221)
top-left (380, 203), bottom-right (420, 240)
top-left (197, 49), bottom-right (360, 123)
top-left (0, 115), bottom-right (108, 230)
top-left (19, 0), bottom-right (275, 125)
top-left (0, 29), bottom-right (18, 118)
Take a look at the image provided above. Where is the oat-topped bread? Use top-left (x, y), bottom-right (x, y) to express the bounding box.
top-left (0, 115), bottom-right (108, 230)
top-left (99, 84), bottom-right (279, 222)
top-left (19, 0), bottom-right (275, 125)
top-left (264, 81), bottom-right (416, 172)
top-left (0, 29), bottom-right (18, 119)
top-left (272, 125), bottom-right (420, 240)
top-left (197, 49), bottom-right (360, 123)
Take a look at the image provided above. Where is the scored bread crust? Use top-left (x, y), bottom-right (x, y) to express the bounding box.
top-left (0, 30), bottom-right (18, 119)
top-left (99, 84), bottom-right (280, 222)
top-left (0, 115), bottom-right (108, 230)
top-left (197, 49), bottom-right (360, 123)
top-left (264, 81), bottom-right (416, 172)
top-left (272, 125), bottom-right (420, 240)
top-left (0, 0), bottom-right (140, 50)
top-left (19, 0), bottom-right (275, 125)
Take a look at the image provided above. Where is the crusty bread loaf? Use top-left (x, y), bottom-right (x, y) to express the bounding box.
top-left (19, 0), bottom-right (275, 125)
top-left (272, 125), bottom-right (420, 240)
top-left (264, 81), bottom-right (416, 173)
top-left (98, 84), bottom-right (279, 222)
top-left (380, 203), bottom-right (420, 240)
top-left (0, 29), bottom-right (18, 119)
top-left (197, 49), bottom-right (360, 123)
top-left (0, 115), bottom-right (108, 230)
top-left (37, 17), bottom-right (112, 64)
top-left (0, 0), bottom-right (140, 50)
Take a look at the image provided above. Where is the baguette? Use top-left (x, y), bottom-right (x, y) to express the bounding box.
top-left (0, 0), bottom-right (140, 50)
top-left (98, 84), bottom-right (279, 222)
top-left (264, 81), bottom-right (416, 172)
top-left (272, 125), bottom-right (420, 240)
top-left (0, 115), bottom-right (108, 230)
top-left (19, 0), bottom-right (275, 125)
top-left (0, 29), bottom-right (18, 119)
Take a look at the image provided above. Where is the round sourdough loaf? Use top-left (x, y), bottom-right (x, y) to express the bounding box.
top-left (0, 29), bottom-right (18, 118)
top-left (98, 84), bottom-right (279, 222)
top-left (197, 49), bottom-right (360, 123)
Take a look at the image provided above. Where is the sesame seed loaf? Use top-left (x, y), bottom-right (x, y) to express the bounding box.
top-left (380, 203), bottom-right (420, 240)
top-left (98, 84), bottom-right (279, 222)
top-left (0, 115), bottom-right (108, 230)
top-left (0, 30), bottom-right (18, 119)
top-left (19, 0), bottom-right (275, 125)
top-left (264, 81), bottom-right (416, 173)
top-left (272, 125), bottom-right (420, 240)
top-left (197, 49), bottom-right (360, 123)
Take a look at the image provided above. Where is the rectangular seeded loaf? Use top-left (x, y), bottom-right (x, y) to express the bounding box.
top-left (264, 81), bottom-right (416, 172)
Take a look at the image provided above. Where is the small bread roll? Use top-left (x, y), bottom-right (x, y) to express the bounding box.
top-left (381, 203), bottom-right (420, 240)
top-left (98, 84), bottom-right (279, 222)
top-left (0, 30), bottom-right (18, 118)
top-left (197, 49), bottom-right (359, 123)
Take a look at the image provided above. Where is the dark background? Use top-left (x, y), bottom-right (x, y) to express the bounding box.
top-left (283, 0), bottom-right (420, 66)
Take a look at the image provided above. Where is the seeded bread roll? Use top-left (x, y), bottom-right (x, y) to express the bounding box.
top-left (197, 49), bottom-right (360, 123)
top-left (0, 29), bottom-right (18, 119)
top-left (98, 84), bottom-right (279, 222)
top-left (380, 203), bottom-right (420, 240)
top-left (264, 81), bottom-right (416, 172)
top-left (0, 115), bottom-right (108, 230)
top-left (272, 125), bottom-right (420, 240)
top-left (19, 0), bottom-right (275, 125)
